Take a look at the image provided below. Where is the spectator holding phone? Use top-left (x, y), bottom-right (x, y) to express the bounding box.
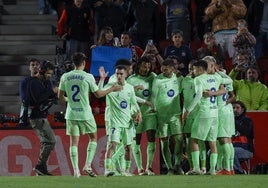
top-left (229, 64), bottom-right (268, 111)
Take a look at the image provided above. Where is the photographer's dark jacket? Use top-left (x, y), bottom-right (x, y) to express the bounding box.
top-left (28, 77), bottom-right (56, 119)
top-left (232, 113), bottom-right (254, 153)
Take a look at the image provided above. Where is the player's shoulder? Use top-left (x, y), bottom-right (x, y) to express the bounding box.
top-left (127, 74), bottom-right (137, 81)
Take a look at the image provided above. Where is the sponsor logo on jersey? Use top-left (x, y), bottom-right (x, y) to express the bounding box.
top-left (142, 89), bottom-right (150, 97)
top-left (167, 89), bottom-right (175, 97)
top-left (120, 100), bottom-right (128, 109)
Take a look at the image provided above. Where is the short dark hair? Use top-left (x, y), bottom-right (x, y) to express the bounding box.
top-left (115, 65), bottom-right (127, 71)
top-left (29, 58), bottom-right (40, 64)
top-left (71, 52), bottom-right (87, 66)
top-left (167, 55), bottom-right (180, 62)
top-left (121, 31), bottom-right (132, 38)
top-left (39, 60), bottom-right (54, 74)
top-left (193, 60), bottom-right (208, 70)
top-left (115, 58), bottom-right (131, 67)
top-left (171, 29), bottom-right (183, 37)
top-left (162, 58), bottom-right (175, 67)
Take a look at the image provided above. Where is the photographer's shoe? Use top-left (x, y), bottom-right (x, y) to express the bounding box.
top-left (34, 165), bottom-right (52, 176)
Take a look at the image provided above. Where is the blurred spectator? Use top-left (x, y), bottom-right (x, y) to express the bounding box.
top-left (142, 42), bottom-right (164, 74)
top-left (197, 32), bottom-right (226, 66)
top-left (164, 29), bottom-right (193, 76)
top-left (96, 26), bottom-right (117, 46)
top-left (232, 50), bottom-right (256, 79)
top-left (93, 0), bottom-right (125, 39)
top-left (114, 0), bottom-right (130, 20)
top-left (126, 0), bottom-right (161, 49)
top-left (233, 19), bottom-right (256, 60)
top-left (232, 100), bottom-right (254, 174)
top-left (204, 0), bottom-right (247, 58)
top-left (38, 0), bottom-right (57, 15)
top-left (57, 0), bottom-right (94, 62)
top-left (193, 0), bottom-right (211, 40)
top-left (160, 0), bottom-right (192, 44)
top-left (229, 64), bottom-right (268, 110)
top-left (246, 0), bottom-right (268, 60)
top-left (120, 31), bottom-right (144, 65)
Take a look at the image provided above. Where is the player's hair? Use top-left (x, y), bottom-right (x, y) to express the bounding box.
top-left (115, 65), bottom-right (127, 71)
top-left (193, 59), bottom-right (208, 70)
top-left (115, 58), bottom-right (131, 67)
top-left (162, 58), bottom-right (175, 67)
top-left (134, 56), bottom-right (152, 75)
top-left (71, 52), bottom-right (87, 67)
top-left (202, 56), bottom-right (217, 64)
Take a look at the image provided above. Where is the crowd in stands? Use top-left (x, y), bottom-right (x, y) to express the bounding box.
top-left (56, 0), bottom-right (267, 110)
top-left (15, 0), bottom-right (268, 177)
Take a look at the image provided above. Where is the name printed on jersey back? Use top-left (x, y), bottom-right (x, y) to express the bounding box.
top-left (207, 78), bottom-right (215, 83)
top-left (67, 75), bottom-right (84, 81)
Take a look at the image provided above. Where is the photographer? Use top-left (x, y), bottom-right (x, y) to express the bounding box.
top-left (28, 60), bottom-right (57, 176)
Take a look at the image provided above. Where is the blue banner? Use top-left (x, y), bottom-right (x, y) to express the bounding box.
top-left (90, 46), bottom-right (131, 77)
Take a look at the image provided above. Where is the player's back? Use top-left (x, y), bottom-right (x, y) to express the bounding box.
top-left (61, 70), bottom-right (98, 120)
top-left (195, 73), bottom-right (221, 118)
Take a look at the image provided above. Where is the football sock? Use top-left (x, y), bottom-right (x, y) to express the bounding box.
top-left (70, 146), bottom-right (78, 170)
top-left (210, 153), bottom-right (218, 173)
top-left (222, 143), bottom-right (231, 171)
top-left (174, 135), bottom-right (183, 165)
top-left (229, 143), bottom-right (234, 170)
top-left (199, 141), bottom-right (207, 170)
top-left (146, 142), bottom-right (156, 170)
top-left (191, 150), bottom-right (200, 172)
top-left (85, 141), bottom-right (97, 169)
top-left (160, 139), bottom-right (172, 169)
top-left (132, 143), bottom-right (143, 171)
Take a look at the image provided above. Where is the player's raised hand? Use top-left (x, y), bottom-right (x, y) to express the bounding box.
top-left (99, 66), bottom-right (109, 79)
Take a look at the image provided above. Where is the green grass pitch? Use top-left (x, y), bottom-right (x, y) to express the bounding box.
top-left (1, 175), bottom-right (268, 188)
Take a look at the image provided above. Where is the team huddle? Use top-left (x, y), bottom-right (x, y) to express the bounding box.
top-left (57, 52), bottom-right (237, 177)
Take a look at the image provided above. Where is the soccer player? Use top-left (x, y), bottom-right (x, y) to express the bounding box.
top-left (152, 58), bottom-right (184, 175)
top-left (127, 56), bottom-right (157, 175)
top-left (98, 59), bottom-right (134, 175)
top-left (202, 56), bottom-right (236, 175)
top-left (183, 59), bottom-right (232, 175)
top-left (58, 52), bottom-right (122, 178)
top-left (181, 60), bottom-right (207, 174)
top-left (103, 65), bottom-right (142, 177)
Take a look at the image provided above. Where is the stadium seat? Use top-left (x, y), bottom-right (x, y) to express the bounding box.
top-left (189, 40), bottom-right (202, 58)
top-left (158, 39), bottom-right (173, 56)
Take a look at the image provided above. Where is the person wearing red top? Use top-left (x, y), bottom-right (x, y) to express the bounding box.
top-left (57, 0), bottom-right (94, 61)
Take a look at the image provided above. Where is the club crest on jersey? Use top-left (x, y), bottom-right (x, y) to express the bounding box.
top-left (120, 100), bottom-right (128, 109)
top-left (142, 89), bottom-right (150, 97)
top-left (167, 89), bottom-right (175, 97)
